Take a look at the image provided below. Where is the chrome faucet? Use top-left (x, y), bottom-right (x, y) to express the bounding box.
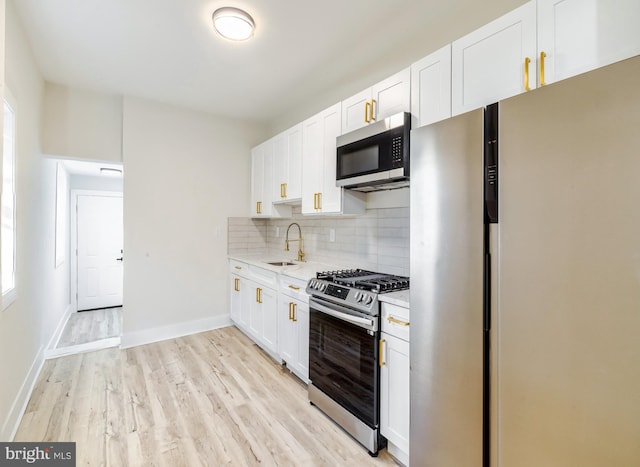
top-left (285, 222), bottom-right (305, 262)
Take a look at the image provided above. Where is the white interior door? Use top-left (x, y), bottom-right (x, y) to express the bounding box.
top-left (77, 194), bottom-right (123, 311)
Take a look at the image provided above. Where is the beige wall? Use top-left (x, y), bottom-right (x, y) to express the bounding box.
top-left (121, 96), bottom-right (264, 345)
top-left (1, 0), bottom-right (69, 440)
top-left (269, 0), bottom-right (528, 134)
top-left (42, 82), bottom-right (123, 162)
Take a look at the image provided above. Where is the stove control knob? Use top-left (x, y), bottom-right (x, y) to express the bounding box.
top-left (364, 295), bottom-right (374, 305)
top-left (354, 292), bottom-right (361, 301)
top-left (320, 283), bottom-right (327, 292)
top-left (309, 280), bottom-right (316, 289)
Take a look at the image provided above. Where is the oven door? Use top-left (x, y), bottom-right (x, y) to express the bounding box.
top-left (308, 297), bottom-right (380, 428)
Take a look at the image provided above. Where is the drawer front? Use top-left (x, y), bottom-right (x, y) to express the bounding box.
top-left (249, 264), bottom-right (278, 288)
top-left (381, 302), bottom-right (410, 341)
top-left (279, 275), bottom-right (309, 303)
top-left (229, 259), bottom-right (249, 277)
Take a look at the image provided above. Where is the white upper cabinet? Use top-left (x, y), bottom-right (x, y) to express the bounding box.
top-left (411, 44), bottom-right (452, 129)
top-left (341, 68), bottom-right (411, 134)
top-left (452, 1), bottom-right (537, 116)
top-left (272, 123), bottom-right (303, 202)
top-left (250, 140), bottom-right (273, 217)
top-left (537, 0), bottom-right (640, 85)
top-left (302, 103), bottom-right (365, 215)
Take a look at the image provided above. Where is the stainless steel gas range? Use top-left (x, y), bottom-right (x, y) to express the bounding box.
top-left (306, 269), bottom-right (409, 456)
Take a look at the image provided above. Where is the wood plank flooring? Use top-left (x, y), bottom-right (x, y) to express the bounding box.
top-left (56, 307), bottom-right (122, 348)
top-left (16, 326), bottom-right (399, 466)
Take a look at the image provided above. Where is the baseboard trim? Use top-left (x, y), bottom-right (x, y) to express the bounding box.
top-left (45, 337), bottom-right (121, 359)
top-left (44, 304), bottom-right (73, 355)
top-left (1, 345), bottom-right (45, 441)
top-left (120, 314), bottom-right (232, 349)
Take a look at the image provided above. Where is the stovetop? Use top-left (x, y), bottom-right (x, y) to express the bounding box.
top-left (306, 269), bottom-right (409, 315)
top-left (316, 269), bottom-right (410, 293)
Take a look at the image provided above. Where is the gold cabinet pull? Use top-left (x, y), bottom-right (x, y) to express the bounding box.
top-left (379, 339), bottom-right (386, 366)
top-left (288, 284), bottom-right (300, 291)
top-left (539, 51), bottom-right (547, 86)
top-left (524, 57), bottom-right (531, 91)
top-left (288, 302), bottom-right (293, 320)
top-left (256, 201), bottom-right (262, 214)
top-left (387, 316), bottom-right (410, 326)
top-left (317, 192), bottom-right (322, 210)
top-left (234, 266), bottom-right (242, 270)
top-left (370, 99), bottom-right (376, 121)
top-left (291, 302), bottom-right (297, 322)
top-left (234, 278), bottom-right (240, 292)
top-left (256, 287), bottom-right (262, 303)
top-left (364, 101), bottom-right (371, 123)
top-left (313, 193), bottom-right (317, 210)
top-left (283, 183), bottom-right (287, 198)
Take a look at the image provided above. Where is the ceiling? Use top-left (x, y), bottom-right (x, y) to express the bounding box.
top-left (12, 0), bottom-right (515, 124)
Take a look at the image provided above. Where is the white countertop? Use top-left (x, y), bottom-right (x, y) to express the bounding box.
top-left (228, 253), bottom-right (340, 281)
top-left (379, 290), bottom-right (410, 308)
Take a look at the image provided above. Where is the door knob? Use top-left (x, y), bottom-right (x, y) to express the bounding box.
top-left (116, 257), bottom-right (123, 261)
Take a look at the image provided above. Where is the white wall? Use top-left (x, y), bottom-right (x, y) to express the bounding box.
top-left (270, 0), bottom-right (528, 134)
top-left (121, 96), bottom-right (264, 347)
top-left (42, 82), bottom-right (123, 162)
top-left (1, 0), bottom-right (69, 440)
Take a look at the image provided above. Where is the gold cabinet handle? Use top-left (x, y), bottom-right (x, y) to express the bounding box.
top-left (387, 316), bottom-right (410, 326)
top-left (540, 51), bottom-right (547, 86)
top-left (291, 302), bottom-right (297, 322)
top-left (283, 182), bottom-right (287, 198)
top-left (370, 99), bottom-right (376, 121)
top-left (288, 285), bottom-right (300, 291)
top-left (313, 193), bottom-right (317, 210)
top-left (364, 101), bottom-right (371, 123)
top-left (288, 302), bottom-right (293, 320)
top-left (379, 339), bottom-right (386, 366)
top-left (234, 278), bottom-right (240, 292)
top-left (524, 57), bottom-right (531, 91)
top-left (234, 266), bottom-right (242, 270)
top-left (256, 287), bottom-right (262, 303)
top-left (256, 201), bottom-right (262, 214)
top-left (317, 192), bottom-right (322, 210)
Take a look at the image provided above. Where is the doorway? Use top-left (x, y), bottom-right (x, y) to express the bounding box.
top-left (50, 160), bottom-right (124, 357)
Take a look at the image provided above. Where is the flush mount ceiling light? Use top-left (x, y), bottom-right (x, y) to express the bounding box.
top-left (212, 7), bottom-right (255, 41)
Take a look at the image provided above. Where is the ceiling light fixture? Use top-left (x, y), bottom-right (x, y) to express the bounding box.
top-left (212, 7), bottom-right (255, 41)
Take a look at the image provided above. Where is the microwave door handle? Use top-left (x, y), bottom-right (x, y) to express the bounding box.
top-left (310, 298), bottom-right (375, 330)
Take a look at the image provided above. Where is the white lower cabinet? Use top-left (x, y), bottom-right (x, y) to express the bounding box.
top-left (278, 276), bottom-right (309, 383)
top-left (380, 301), bottom-right (410, 465)
top-left (229, 260), bottom-right (279, 359)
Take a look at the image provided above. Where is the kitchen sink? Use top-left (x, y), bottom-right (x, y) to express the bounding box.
top-left (266, 261), bottom-right (296, 266)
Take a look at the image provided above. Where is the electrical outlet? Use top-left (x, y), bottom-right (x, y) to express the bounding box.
top-left (329, 228), bottom-right (336, 242)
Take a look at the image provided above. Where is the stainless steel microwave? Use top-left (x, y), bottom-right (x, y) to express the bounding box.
top-left (336, 112), bottom-right (410, 192)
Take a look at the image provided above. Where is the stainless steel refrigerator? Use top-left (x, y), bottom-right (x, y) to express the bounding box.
top-left (410, 55), bottom-right (640, 467)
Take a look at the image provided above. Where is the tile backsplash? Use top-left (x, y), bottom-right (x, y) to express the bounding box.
top-left (228, 206), bottom-right (409, 276)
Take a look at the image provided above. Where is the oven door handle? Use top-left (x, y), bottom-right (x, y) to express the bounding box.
top-left (309, 298), bottom-right (376, 331)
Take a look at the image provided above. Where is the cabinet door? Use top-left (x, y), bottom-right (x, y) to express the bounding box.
top-left (341, 88), bottom-right (372, 134)
top-left (411, 45), bottom-right (452, 129)
top-left (380, 333), bottom-right (410, 456)
top-left (272, 131), bottom-right (288, 202)
top-left (285, 123), bottom-right (303, 200)
top-left (372, 68), bottom-right (411, 122)
top-left (319, 103), bottom-right (343, 214)
top-left (230, 273), bottom-right (243, 326)
top-left (250, 140), bottom-right (274, 217)
top-left (250, 144), bottom-right (264, 216)
top-left (451, 1), bottom-right (536, 116)
top-left (249, 283), bottom-right (264, 340)
top-left (261, 287), bottom-right (278, 354)
top-left (301, 113), bottom-right (323, 214)
top-left (293, 301), bottom-right (309, 383)
top-left (537, 0), bottom-right (640, 85)
top-left (278, 298), bottom-right (297, 365)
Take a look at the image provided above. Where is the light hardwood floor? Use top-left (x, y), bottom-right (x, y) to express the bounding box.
top-left (56, 307), bottom-right (122, 348)
top-left (16, 326), bottom-right (399, 466)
